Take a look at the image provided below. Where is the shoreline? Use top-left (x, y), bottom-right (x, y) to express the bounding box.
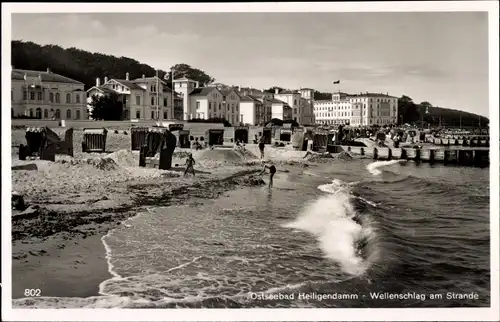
top-left (12, 166), bottom-right (267, 300)
top-left (10, 127), bottom-right (353, 303)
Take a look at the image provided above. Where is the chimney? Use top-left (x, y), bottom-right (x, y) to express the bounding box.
top-left (104, 76), bottom-right (108, 83)
top-left (126, 72), bottom-right (130, 81)
top-left (275, 88), bottom-right (279, 95)
top-left (46, 68), bottom-right (51, 73)
top-left (96, 77), bottom-right (101, 87)
top-left (142, 74), bottom-right (145, 78)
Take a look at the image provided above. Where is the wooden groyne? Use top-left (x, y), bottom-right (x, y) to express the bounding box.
top-left (341, 146), bottom-right (489, 167)
top-left (424, 136), bottom-right (490, 147)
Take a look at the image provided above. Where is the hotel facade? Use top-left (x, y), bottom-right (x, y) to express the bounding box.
top-left (11, 68), bottom-right (87, 120)
top-left (313, 91), bottom-right (398, 126)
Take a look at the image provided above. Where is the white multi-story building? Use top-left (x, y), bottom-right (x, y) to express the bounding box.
top-left (313, 91), bottom-right (398, 126)
top-left (239, 94), bottom-right (273, 126)
top-left (87, 73), bottom-right (175, 120)
top-left (188, 86), bottom-right (226, 121)
top-left (240, 95), bottom-right (264, 126)
top-left (11, 68), bottom-right (87, 120)
top-left (298, 88), bottom-right (316, 125)
top-left (174, 77), bottom-right (242, 124)
top-left (273, 89), bottom-right (303, 124)
top-left (221, 88), bottom-right (241, 125)
top-left (269, 98), bottom-right (293, 121)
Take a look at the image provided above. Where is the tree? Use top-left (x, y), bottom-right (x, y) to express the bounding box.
top-left (313, 91), bottom-right (332, 100)
top-left (88, 94), bottom-right (123, 120)
top-left (11, 41), bottom-right (213, 91)
top-left (398, 95), bottom-right (419, 125)
top-left (167, 64), bottom-right (215, 87)
top-left (264, 86), bottom-right (284, 94)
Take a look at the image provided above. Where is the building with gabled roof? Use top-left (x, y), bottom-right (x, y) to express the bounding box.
top-left (240, 95), bottom-right (267, 126)
top-left (220, 88), bottom-right (242, 125)
top-left (11, 67), bottom-right (87, 120)
top-left (86, 72), bottom-right (177, 120)
top-left (174, 77), bottom-right (242, 124)
top-left (268, 97), bottom-right (293, 121)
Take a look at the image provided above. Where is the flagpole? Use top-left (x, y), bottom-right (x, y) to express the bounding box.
top-left (171, 68), bottom-right (175, 121)
top-left (156, 69), bottom-right (159, 121)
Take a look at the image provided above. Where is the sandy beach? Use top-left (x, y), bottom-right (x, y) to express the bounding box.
top-left (11, 127), bottom-right (343, 301)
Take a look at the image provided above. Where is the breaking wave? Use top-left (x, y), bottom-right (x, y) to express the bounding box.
top-left (366, 160), bottom-right (404, 176)
top-left (283, 178), bottom-right (378, 276)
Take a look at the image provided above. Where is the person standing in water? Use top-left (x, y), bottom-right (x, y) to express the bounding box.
top-left (258, 137), bottom-right (266, 159)
top-left (184, 153), bottom-right (196, 177)
top-left (259, 163), bottom-right (277, 188)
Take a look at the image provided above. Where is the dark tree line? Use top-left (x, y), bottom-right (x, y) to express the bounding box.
top-left (397, 95), bottom-right (489, 128)
top-left (11, 41), bottom-right (215, 91)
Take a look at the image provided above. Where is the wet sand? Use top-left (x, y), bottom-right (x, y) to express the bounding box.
top-left (10, 127), bottom-right (344, 303)
top-left (12, 234), bottom-right (110, 298)
top-left (11, 161), bottom-right (267, 299)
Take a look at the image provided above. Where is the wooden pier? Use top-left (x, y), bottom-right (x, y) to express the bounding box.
top-left (340, 145), bottom-right (489, 167)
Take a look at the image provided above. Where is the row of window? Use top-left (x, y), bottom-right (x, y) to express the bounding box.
top-left (142, 96), bottom-right (172, 107)
top-left (19, 91), bottom-right (82, 104)
top-left (110, 84), bottom-right (128, 92)
top-left (319, 119), bottom-right (350, 125)
top-left (318, 117), bottom-right (395, 125)
top-left (316, 108), bottom-right (397, 118)
top-left (206, 101), bottom-right (239, 113)
top-left (315, 103), bottom-right (395, 111)
top-left (28, 108), bottom-right (82, 119)
top-left (132, 110), bottom-right (171, 120)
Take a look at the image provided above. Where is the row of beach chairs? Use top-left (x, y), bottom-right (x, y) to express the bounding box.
top-left (17, 126), bottom-right (185, 170)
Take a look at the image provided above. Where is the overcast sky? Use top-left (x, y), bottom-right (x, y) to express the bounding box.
top-left (12, 12), bottom-right (489, 116)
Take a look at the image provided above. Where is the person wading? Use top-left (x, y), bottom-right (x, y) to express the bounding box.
top-left (258, 137), bottom-right (266, 159)
top-left (184, 153), bottom-right (196, 177)
top-left (260, 163), bottom-right (277, 188)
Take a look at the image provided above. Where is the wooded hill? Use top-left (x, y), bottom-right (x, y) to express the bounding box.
top-left (12, 40), bottom-right (488, 127)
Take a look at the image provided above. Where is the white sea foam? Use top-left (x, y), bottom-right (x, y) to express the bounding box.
top-left (283, 179), bottom-right (373, 276)
top-left (366, 160), bottom-right (403, 176)
top-left (98, 210), bottom-right (149, 296)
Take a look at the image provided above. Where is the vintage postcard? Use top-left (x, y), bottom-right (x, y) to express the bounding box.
top-left (2, 1), bottom-right (499, 321)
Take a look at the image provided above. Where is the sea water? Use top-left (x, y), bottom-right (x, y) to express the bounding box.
top-left (13, 159), bottom-right (490, 308)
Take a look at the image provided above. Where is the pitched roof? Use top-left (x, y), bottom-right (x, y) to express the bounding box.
top-left (269, 98), bottom-right (289, 105)
top-left (276, 90), bottom-right (299, 95)
top-left (12, 68), bottom-right (83, 85)
top-left (240, 95), bottom-right (254, 102)
top-left (220, 88), bottom-right (240, 96)
top-left (189, 86), bottom-right (218, 97)
top-left (131, 76), bottom-right (168, 86)
top-left (240, 95), bottom-right (263, 103)
top-left (86, 86), bottom-right (118, 94)
top-left (112, 79), bottom-right (146, 90)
